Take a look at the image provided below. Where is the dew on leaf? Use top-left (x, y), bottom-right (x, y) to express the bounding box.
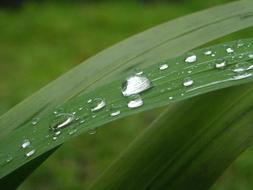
top-left (90, 98), bottom-right (106, 112)
top-left (185, 54), bottom-right (197, 63)
top-left (159, 63), bottom-right (168, 71)
top-left (21, 139), bottom-right (31, 149)
top-left (26, 149), bottom-right (36, 158)
top-left (183, 78), bottom-right (194, 87)
top-left (226, 47), bottom-right (234, 53)
top-left (215, 59), bottom-right (226, 69)
top-left (127, 97), bottom-right (143, 109)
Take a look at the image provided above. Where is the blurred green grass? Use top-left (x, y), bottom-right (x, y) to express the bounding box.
top-left (0, 1), bottom-right (253, 189)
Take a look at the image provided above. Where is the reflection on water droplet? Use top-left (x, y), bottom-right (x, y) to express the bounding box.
top-left (90, 98), bottom-right (106, 112)
top-left (110, 110), bottom-right (121, 117)
top-left (249, 54), bottom-right (253, 59)
top-left (26, 149), bottom-right (36, 158)
top-left (87, 99), bottom-right (92, 103)
top-left (21, 139), bottom-right (31, 149)
top-left (226, 47), bottom-right (234, 53)
top-left (215, 59), bottom-right (226, 69)
top-left (185, 54), bottom-right (197, 63)
top-left (159, 63), bottom-right (168, 70)
top-left (122, 75), bottom-right (152, 97)
top-left (169, 96), bottom-right (173, 100)
top-left (127, 97), bottom-right (143, 109)
top-left (183, 78), bottom-right (194, 87)
top-left (54, 131), bottom-right (61, 136)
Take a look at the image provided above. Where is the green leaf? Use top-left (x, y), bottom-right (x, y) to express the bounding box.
top-left (89, 83), bottom-right (253, 190)
top-left (1, 0), bottom-right (253, 187)
top-left (1, 37), bottom-right (253, 180)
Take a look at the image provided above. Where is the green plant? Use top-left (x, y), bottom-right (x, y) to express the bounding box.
top-left (1, 0), bottom-right (253, 189)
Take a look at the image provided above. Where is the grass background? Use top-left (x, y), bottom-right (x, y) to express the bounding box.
top-left (0, 0), bottom-right (253, 189)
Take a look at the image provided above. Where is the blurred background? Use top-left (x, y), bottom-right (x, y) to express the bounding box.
top-left (1, 0), bottom-right (253, 189)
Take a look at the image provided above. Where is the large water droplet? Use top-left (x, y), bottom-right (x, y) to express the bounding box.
top-left (50, 113), bottom-right (75, 131)
top-left (21, 139), bottom-right (31, 149)
top-left (122, 75), bottom-right (152, 97)
top-left (26, 149), bottom-right (36, 158)
top-left (215, 59), bottom-right (226, 69)
top-left (127, 97), bottom-right (143, 109)
top-left (185, 54), bottom-right (197, 63)
top-left (90, 98), bottom-right (106, 112)
top-left (183, 78), bottom-right (194, 87)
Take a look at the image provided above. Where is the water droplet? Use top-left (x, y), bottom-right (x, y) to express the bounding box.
top-left (233, 73), bottom-right (252, 80)
top-left (185, 54), bottom-right (197, 63)
top-left (68, 129), bottom-right (77, 135)
top-left (215, 59), bottom-right (226, 69)
top-left (204, 50), bottom-right (212, 55)
top-left (80, 120), bottom-right (85, 124)
top-left (31, 118), bottom-right (39, 126)
top-left (169, 96), bottom-right (173, 100)
top-left (89, 98), bottom-right (106, 112)
top-left (237, 40), bottom-right (245, 48)
top-left (87, 99), bottom-right (92, 103)
top-left (183, 78), bottom-right (194, 87)
top-left (53, 136), bottom-right (58, 141)
top-left (226, 47), bottom-right (234, 53)
top-left (127, 97), bottom-right (143, 109)
top-left (211, 53), bottom-right (216, 57)
top-left (6, 154), bottom-right (13, 164)
top-left (88, 128), bottom-right (97, 135)
top-left (54, 130), bottom-right (61, 136)
top-left (122, 75), bottom-right (152, 97)
top-left (159, 63), bottom-right (168, 70)
top-left (26, 149), bottom-right (36, 158)
top-left (249, 54), bottom-right (253, 59)
top-left (110, 110), bottom-right (121, 117)
top-left (50, 113), bottom-right (75, 131)
top-left (21, 139), bottom-right (31, 149)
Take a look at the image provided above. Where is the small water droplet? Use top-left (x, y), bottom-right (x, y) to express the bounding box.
top-left (204, 50), bottom-right (212, 55)
top-left (215, 59), bottom-right (226, 69)
top-left (159, 63), bottom-right (168, 70)
top-left (53, 136), bottom-right (58, 141)
top-left (249, 54), bottom-right (253, 59)
top-left (87, 99), bottom-right (92, 103)
top-left (226, 47), bottom-right (234, 53)
top-left (50, 113), bottom-right (75, 131)
top-left (237, 40), bottom-right (245, 48)
top-left (88, 128), bottom-right (97, 135)
top-left (183, 78), bottom-right (194, 87)
top-left (90, 98), bottom-right (106, 112)
top-left (31, 118), bottom-right (39, 126)
top-left (5, 154), bottom-right (13, 164)
top-left (122, 75), bottom-right (152, 97)
top-left (233, 73), bottom-right (252, 80)
top-left (54, 130), bottom-right (61, 136)
top-left (127, 97), bottom-right (143, 109)
top-left (211, 53), bottom-right (216, 57)
top-left (110, 110), bottom-right (121, 117)
top-left (26, 149), bottom-right (36, 158)
top-left (68, 129), bottom-right (77, 135)
top-left (185, 54), bottom-right (197, 63)
top-left (21, 139), bottom-right (31, 149)
top-left (80, 120), bottom-right (85, 124)
top-left (169, 96), bottom-right (173, 100)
